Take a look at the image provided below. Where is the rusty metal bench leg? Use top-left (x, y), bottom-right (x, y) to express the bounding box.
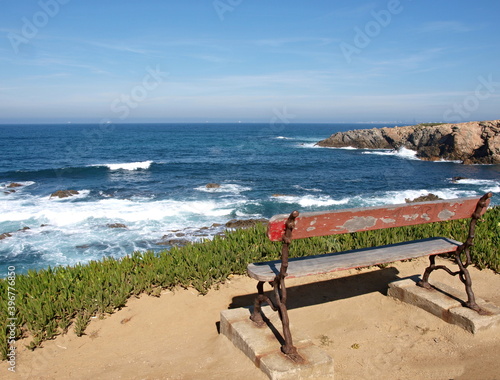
top-left (417, 251), bottom-right (484, 313)
top-left (417, 254), bottom-right (437, 289)
top-left (250, 210), bottom-right (304, 362)
top-left (273, 276), bottom-right (302, 360)
top-left (417, 193), bottom-right (492, 315)
top-left (251, 281), bottom-right (276, 326)
top-left (455, 255), bottom-right (480, 312)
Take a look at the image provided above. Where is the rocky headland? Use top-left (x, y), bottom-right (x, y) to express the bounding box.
top-left (316, 120), bottom-right (500, 164)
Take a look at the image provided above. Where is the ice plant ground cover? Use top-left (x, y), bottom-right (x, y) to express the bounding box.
top-left (0, 205), bottom-right (498, 359)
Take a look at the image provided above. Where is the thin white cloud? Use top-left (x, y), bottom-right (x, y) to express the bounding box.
top-left (317, 2), bottom-right (378, 20)
top-left (417, 21), bottom-right (474, 33)
top-left (82, 40), bottom-right (156, 55)
top-left (369, 48), bottom-right (447, 70)
top-left (253, 37), bottom-right (338, 47)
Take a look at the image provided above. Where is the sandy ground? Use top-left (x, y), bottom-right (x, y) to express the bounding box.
top-left (2, 256), bottom-right (500, 380)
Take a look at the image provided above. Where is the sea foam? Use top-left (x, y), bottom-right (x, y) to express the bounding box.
top-left (271, 194), bottom-right (350, 208)
top-left (362, 147), bottom-right (418, 160)
top-left (194, 183), bottom-right (252, 194)
top-left (357, 189), bottom-right (479, 207)
top-left (94, 161), bottom-right (154, 171)
top-left (452, 178), bottom-right (500, 193)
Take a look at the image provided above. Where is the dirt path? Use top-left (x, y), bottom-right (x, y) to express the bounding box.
top-left (3, 256), bottom-right (499, 380)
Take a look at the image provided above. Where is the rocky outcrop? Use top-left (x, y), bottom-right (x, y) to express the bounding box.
top-left (7, 183), bottom-right (23, 188)
top-left (0, 227), bottom-right (30, 240)
top-left (316, 120), bottom-right (500, 164)
top-left (0, 232), bottom-right (12, 240)
top-left (107, 223), bottom-right (128, 229)
top-left (206, 183), bottom-right (220, 189)
top-left (405, 194), bottom-right (442, 203)
top-left (50, 190), bottom-right (79, 199)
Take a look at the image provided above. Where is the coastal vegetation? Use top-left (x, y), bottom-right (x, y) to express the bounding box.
top-left (1, 206), bottom-right (499, 359)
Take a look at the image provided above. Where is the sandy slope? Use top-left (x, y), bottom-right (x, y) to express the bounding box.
top-left (3, 256), bottom-right (499, 380)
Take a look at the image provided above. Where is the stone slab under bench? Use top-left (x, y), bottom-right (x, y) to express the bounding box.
top-left (220, 305), bottom-right (334, 380)
top-left (388, 278), bottom-right (500, 333)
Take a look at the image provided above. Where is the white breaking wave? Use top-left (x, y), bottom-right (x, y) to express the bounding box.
top-left (293, 185), bottom-right (322, 192)
top-left (0, 196), bottom-right (242, 227)
top-left (296, 142), bottom-right (320, 149)
top-left (452, 178), bottom-right (500, 193)
top-left (194, 183), bottom-right (252, 194)
top-left (357, 188), bottom-right (479, 207)
top-left (93, 161), bottom-right (154, 171)
top-left (271, 194), bottom-right (350, 208)
top-left (452, 178), bottom-right (498, 186)
top-left (1, 181), bottom-right (36, 189)
top-left (362, 147), bottom-right (418, 160)
top-left (313, 145), bottom-right (357, 150)
top-left (49, 189), bottom-right (91, 201)
top-left (0, 192), bottom-right (249, 269)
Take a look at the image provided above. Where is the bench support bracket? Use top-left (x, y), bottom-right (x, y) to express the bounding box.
top-left (417, 192), bottom-right (492, 314)
top-left (250, 211), bottom-right (305, 363)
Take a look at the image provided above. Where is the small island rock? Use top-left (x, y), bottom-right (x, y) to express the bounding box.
top-left (50, 190), bottom-right (79, 199)
top-left (206, 183), bottom-right (221, 189)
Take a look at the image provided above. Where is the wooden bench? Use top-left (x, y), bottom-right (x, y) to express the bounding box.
top-left (247, 193), bottom-right (492, 361)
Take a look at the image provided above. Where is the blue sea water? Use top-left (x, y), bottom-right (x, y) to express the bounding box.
top-left (1, 123), bottom-right (499, 274)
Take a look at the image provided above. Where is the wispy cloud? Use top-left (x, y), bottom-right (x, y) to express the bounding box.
top-left (417, 21), bottom-right (474, 33)
top-left (82, 40), bottom-right (156, 55)
top-left (253, 37), bottom-right (337, 47)
top-left (316, 2), bottom-right (377, 20)
top-left (369, 48), bottom-right (447, 70)
top-left (0, 54), bottom-right (112, 77)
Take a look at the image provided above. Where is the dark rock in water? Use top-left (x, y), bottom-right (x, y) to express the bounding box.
top-left (0, 226), bottom-right (30, 240)
top-left (7, 183), bottom-right (23, 188)
top-left (50, 190), bottom-right (79, 199)
top-left (206, 183), bottom-right (221, 189)
top-left (76, 244), bottom-right (91, 249)
top-left (316, 120), bottom-right (500, 164)
top-left (225, 218), bottom-right (268, 229)
top-left (272, 194), bottom-right (292, 197)
top-left (405, 193), bottom-right (442, 203)
top-left (107, 223), bottom-right (128, 229)
top-left (451, 176), bottom-right (467, 183)
top-left (0, 232), bottom-right (12, 240)
top-left (156, 238), bottom-right (192, 247)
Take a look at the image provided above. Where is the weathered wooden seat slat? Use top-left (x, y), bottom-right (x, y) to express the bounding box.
top-left (248, 237), bottom-right (462, 282)
top-left (246, 193), bottom-right (492, 362)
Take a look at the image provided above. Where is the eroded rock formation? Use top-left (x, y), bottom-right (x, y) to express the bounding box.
top-left (316, 120), bottom-right (500, 164)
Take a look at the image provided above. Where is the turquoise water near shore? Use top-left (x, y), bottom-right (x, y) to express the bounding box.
top-left (1, 123), bottom-right (499, 274)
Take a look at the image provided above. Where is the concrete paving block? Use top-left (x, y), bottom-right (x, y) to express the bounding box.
top-left (259, 344), bottom-right (334, 380)
top-left (220, 306), bottom-right (334, 380)
top-left (388, 279), bottom-right (462, 322)
top-left (388, 278), bottom-right (500, 333)
top-left (448, 302), bottom-right (500, 333)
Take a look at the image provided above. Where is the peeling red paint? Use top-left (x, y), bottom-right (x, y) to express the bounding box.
top-left (267, 196), bottom-right (491, 241)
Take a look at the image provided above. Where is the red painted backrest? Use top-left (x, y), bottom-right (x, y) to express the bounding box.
top-left (267, 196), bottom-right (491, 241)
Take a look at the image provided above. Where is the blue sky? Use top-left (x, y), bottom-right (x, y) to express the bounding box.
top-left (1, 0), bottom-right (499, 123)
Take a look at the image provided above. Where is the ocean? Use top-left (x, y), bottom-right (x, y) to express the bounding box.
top-left (1, 123), bottom-right (499, 275)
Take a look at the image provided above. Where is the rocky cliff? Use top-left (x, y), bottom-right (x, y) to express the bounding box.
top-left (316, 120), bottom-right (500, 164)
